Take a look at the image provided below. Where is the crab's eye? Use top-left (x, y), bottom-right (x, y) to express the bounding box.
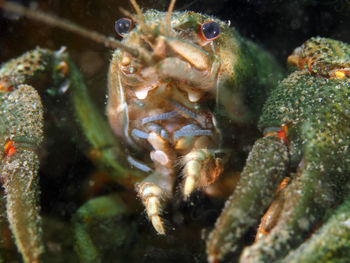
top-left (115, 18), bottom-right (133, 37)
top-left (200, 21), bottom-right (220, 41)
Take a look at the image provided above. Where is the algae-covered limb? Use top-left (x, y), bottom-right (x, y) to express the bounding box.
top-left (0, 86), bottom-right (44, 263)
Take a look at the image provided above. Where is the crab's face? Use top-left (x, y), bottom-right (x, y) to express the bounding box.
top-left (106, 10), bottom-right (242, 146)
top-left (105, 5), bottom-right (283, 236)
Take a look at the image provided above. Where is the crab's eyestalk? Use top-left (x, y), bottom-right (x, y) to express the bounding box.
top-left (199, 21), bottom-right (221, 41)
top-left (115, 17), bottom-right (134, 37)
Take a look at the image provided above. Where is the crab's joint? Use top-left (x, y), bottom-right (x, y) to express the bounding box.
top-left (0, 81), bottom-right (13, 92)
top-left (3, 140), bottom-right (17, 158)
top-left (183, 149), bottom-right (222, 198)
top-left (255, 177), bottom-right (290, 242)
top-left (147, 132), bottom-right (175, 167)
top-left (56, 61), bottom-right (69, 76)
top-left (137, 182), bottom-right (165, 235)
top-left (183, 159), bottom-right (202, 196)
top-left (264, 125), bottom-right (289, 145)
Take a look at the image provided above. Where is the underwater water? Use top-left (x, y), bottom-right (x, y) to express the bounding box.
top-left (1, 0), bottom-right (350, 262)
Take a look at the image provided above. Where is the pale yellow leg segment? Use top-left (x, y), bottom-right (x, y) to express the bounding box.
top-left (141, 132), bottom-right (176, 234)
top-left (183, 149), bottom-right (222, 198)
top-left (147, 132), bottom-right (176, 168)
top-left (183, 156), bottom-right (203, 197)
top-left (137, 182), bottom-right (166, 235)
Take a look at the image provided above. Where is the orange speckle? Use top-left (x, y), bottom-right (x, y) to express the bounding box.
top-left (264, 125), bottom-right (289, 145)
top-left (57, 61), bottom-right (69, 76)
top-left (7, 147), bottom-right (16, 156)
top-left (277, 125), bottom-right (289, 145)
top-left (259, 226), bottom-right (269, 235)
top-left (277, 177), bottom-right (290, 192)
top-left (307, 58), bottom-right (314, 72)
top-left (0, 81), bottom-right (13, 92)
top-left (3, 140), bottom-right (16, 157)
top-left (334, 70), bottom-right (346, 78)
top-left (286, 54), bottom-right (299, 68)
top-left (264, 131), bottom-right (277, 138)
top-left (4, 141), bottom-right (13, 152)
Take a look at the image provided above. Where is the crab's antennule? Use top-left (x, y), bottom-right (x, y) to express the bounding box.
top-left (166, 0), bottom-right (176, 34)
top-left (129, 0), bottom-right (150, 34)
top-left (0, 1), bottom-right (140, 58)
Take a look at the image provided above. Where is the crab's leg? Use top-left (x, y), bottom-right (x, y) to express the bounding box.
top-left (206, 136), bottom-right (289, 263)
top-left (239, 163), bottom-right (338, 263)
top-left (68, 58), bottom-right (144, 186)
top-left (0, 86), bottom-right (43, 263)
top-left (73, 195), bottom-right (132, 263)
top-left (136, 132), bottom-right (176, 235)
top-left (182, 148), bottom-right (222, 198)
top-left (240, 113), bottom-right (350, 262)
top-left (0, 47), bottom-right (127, 262)
top-left (0, 48), bottom-right (68, 262)
top-left (254, 177), bottom-right (290, 242)
top-left (280, 196), bottom-right (350, 263)
top-left (137, 171), bottom-right (175, 235)
top-left (137, 178), bottom-right (170, 235)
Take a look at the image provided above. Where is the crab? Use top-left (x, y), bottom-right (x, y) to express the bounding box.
top-left (0, 0), bottom-right (283, 261)
top-left (206, 37), bottom-right (350, 262)
top-left (1, 1), bottom-right (350, 263)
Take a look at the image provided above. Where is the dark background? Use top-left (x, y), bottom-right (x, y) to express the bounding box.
top-left (1, 0), bottom-right (350, 80)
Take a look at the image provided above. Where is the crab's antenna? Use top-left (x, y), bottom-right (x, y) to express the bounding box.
top-left (166, 0), bottom-right (176, 34)
top-left (129, 0), bottom-right (150, 34)
top-left (0, 1), bottom-right (140, 58)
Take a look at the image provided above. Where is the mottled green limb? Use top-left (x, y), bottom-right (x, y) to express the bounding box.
top-left (0, 86), bottom-right (44, 263)
top-left (240, 92), bottom-right (350, 262)
top-left (0, 48), bottom-right (77, 262)
top-left (239, 166), bottom-right (334, 262)
top-left (0, 48), bottom-right (62, 92)
top-left (206, 136), bottom-right (289, 263)
top-left (67, 59), bottom-right (145, 184)
top-left (73, 195), bottom-right (128, 263)
top-left (2, 150), bottom-right (43, 263)
top-left (281, 197), bottom-right (350, 263)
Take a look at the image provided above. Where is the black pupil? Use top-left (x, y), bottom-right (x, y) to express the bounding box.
top-left (202, 22), bottom-right (220, 40)
top-left (115, 18), bottom-right (131, 35)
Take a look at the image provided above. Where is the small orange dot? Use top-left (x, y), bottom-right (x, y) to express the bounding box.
top-left (260, 227), bottom-right (268, 235)
top-left (57, 61), bottom-right (69, 76)
top-left (7, 147), bottom-right (16, 157)
top-left (3, 140), bottom-right (16, 157)
top-left (0, 82), bottom-right (12, 92)
top-left (334, 70), bottom-right (346, 78)
top-left (4, 140), bottom-right (13, 152)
